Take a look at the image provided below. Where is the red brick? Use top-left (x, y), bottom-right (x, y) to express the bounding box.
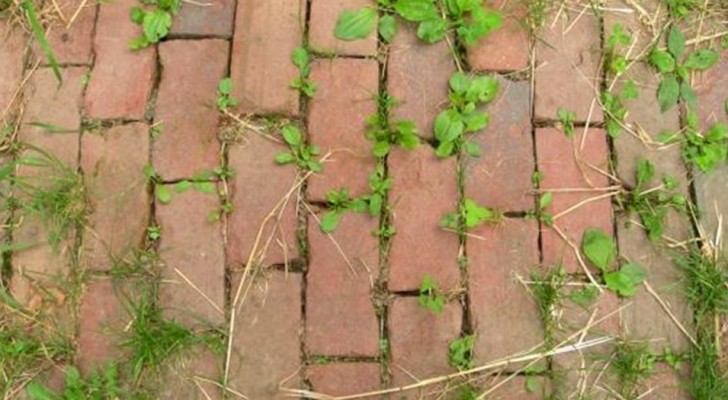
top-left (170, 0), bottom-right (235, 37)
top-left (309, 0), bottom-right (377, 56)
top-left (388, 146), bottom-right (460, 291)
top-left (617, 213), bottom-right (692, 353)
top-left (307, 59), bottom-right (378, 201)
top-left (85, 0), bottom-right (155, 119)
top-left (307, 212), bottom-right (379, 356)
top-left (230, 0), bottom-right (304, 115)
top-left (23, 67), bottom-right (87, 133)
top-left (644, 363), bottom-right (690, 399)
top-left (81, 123), bottom-right (150, 270)
top-left (536, 128), bottom-right (612, 273)
top-left (469, 219), bottom-right (542, 365)
top-left (388, 22), bottom-right (454, 139)
top-left (534, 8), bottom-right (603, 123)
top-left (33, 0), bottom-right (96, 65)
top-left (77, 278), bottom-right (127, 374)
top-left (389, 297), bottom-right (461, 388)
top-left (226, 132), bottom-right (299, 268)
top-left (467, 0), bottom-right (531, 72)
top-left (0, 22), bottom-right (25, 117)
top-left (157, 189), bottom-right (225, 326)
top-left (159, 347), bottom-right (222, 399)
top-left (465, 77), bottom-right (534, 211)
top-left (229, 271), bottom-right (302, 399)
top-left (694, 51), bottom-right (728, 126)
top-left (154, 39), bottom-right (227, 180)
top-left (308, 363), bottom-right (381, 396)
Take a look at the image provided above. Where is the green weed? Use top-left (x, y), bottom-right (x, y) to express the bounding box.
top-left (275, 124), bottom-right (323, 173)
top-left (439, 198), bottom-right (499, 231)
top-left (448, 335), bottom-right (475, 370)
top-left (557, 107), bottom-right (576, 137)
top-left (659, 111), bottom-right (728, 173)
top-left (25, 363), bottom-right (123, 400)
top-left (418, 275), bottom-right (445, 315)
top-left (602, 24), bottom-right (640, 138)
top-left (216, 78), bottom-right (238, 111)
top-left (319, 167), bottom-right (391, 233)
top-left (581, 228), bottom-right (646, 297)
top-left (365, 93), bottom-right (419, 158)
top-left (611, 340), bottom-right (656, 399)
top-left (21, 0), bottom-right (61, 83)
top-left (291, 47), bottom-right (316, 97)
top-left (129, 0), bottom-right (180, 50)
top-left (529, 267), bottom-right (565, 344)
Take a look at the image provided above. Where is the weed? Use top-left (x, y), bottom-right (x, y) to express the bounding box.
top-left (611, 340), bottom-right (656, 399)
top-left (275, 124), bottom-right (323, 173)
top-left (448, 335), bottom-right (475, 370)
top-left (581, 228), bottom-right (646, 297)
top-left (216, 78), bottom-right (238, 111)
top-left (319, 167), bottom-right (391, 233)
top-left (146, 226), bottom-right (161, 242)
top-left (291, 47), bottom-right (316, 97)
top-left (418, 275), bottom-right (445, 315)
top-left (365, 93), bottom-right (419, 158)
top-left (557, 107), bottom-right (576, 137)
top-left (567, 285), bottom-right (599, 307)
top-left (529, 267), bottom-right (565, 343)
top-left (602, 24), bottom-right (640, 138)
top-left (440, 198), bottom-right (499, 231)
top-left (21, 0), bottom-right (61, 83)
top-left (527, 190), bottom-right (553, 226)
top-left (149, 123), bottom-right (164, 139)
top-left (659, 111), bottom-right (728, 173)
top-left (25, 363), bottom-right (123, 400)
top-left (129, 0), bottom-right (180, 50)
top-left (649, 25), bottom-right (718, 112)
top-left (662, 0), bottom-right (700, 17)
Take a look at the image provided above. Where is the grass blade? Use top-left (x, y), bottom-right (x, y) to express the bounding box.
top-left (22, 0), bottom-right (62, 84)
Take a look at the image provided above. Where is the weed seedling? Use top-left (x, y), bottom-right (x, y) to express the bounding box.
top-left (418, 275), bottom-right (445, 315)
top-left (529, 267), bottom-right (565, 343)
top-left (611, 340), bottom-right (656, 399)
top-left (440, 198), bottom-right (500, 231)
top-left (319, 188), bottom-right (361, 233)
top-left (527, 191), bottom-right (553, 226)
top-left (659, 111), bottom-right (728, 173)
top-left (275, 124), bottom-right (323, 173)
top-left (557, 107), bottom-right (576, 138)
top-left (291, 47), bottom-right (316, 97)
top-left (448, 335), bottom-right (475, 370)
top-left (365, 93), bottom-right (419, 157)
top-left (26, 363), bottom-right (123, 400)
top-left (216, 77), bottom-right (238, 111)
top-left (581, 228), bottom-right (646, 297)
top-left (129, 0), bottom-right (180, 49)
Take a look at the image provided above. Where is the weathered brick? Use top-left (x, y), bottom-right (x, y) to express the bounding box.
top-left (469, 219), bottom-right (542, 365)
top-left (34, 0), bottom-right (96, 65)
top-left (22, 67), bottom-right (87, 134)
top-left (230, 0), bottom-right (304, 115)
top-left (307, 59), bottom-right (378, 201)
top-left (467, 0), bottom-right (530, 72)
top-left (388, 21), bottom-right (454, 139)
top-left (465, 77), bottom-right (533, 211)
top-left (307, 212), bottom-right (379, 356)
top-left (388, 146), bottom-right (460, 291)
top-left (534, 7), bottom-right (603, 123)
top-left (536, 128), bottom-right (612, 273)
top-left (171, 0), bottom-right (235, 37)
top-left (309, 0), bottom-right (377, 56)
top-left (85, 0), bottom-right (155, 119)
top-left (0, 22), bottom-right (25, 117)
top-left (229, 271), bottom-right (302, 399)
top-left (389, 297), bottom-right (461, 390)
top-left (159, 347), bottom-right (222, 400)
top-left (157, 189), bottom-right (225, 326)
top-left (644, 363), bottom-right (690, 399)
top-left (154, 39), bottom-right (227, 180)
top-left (81, 123), bottom-right (149, 270)
top-left (226, 131), bottom-right (299, 268)
top-left (77, 278), bottom-right (127, 374)
top-left (617, 213), bottom-right (692, 353)
top-left (308, 363), bottom-right (381, 396)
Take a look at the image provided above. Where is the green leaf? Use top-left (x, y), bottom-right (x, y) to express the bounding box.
top-left (218, 77), bottom-right (233, 95)
top-left (394, 0), bottom-right (439, 22)
top-left (464, 141), bottom-right (482, 157)
top-left (539, 192), bottom-right (553, 210)
top-left (25, 382), bottom-right (58, 400)
top-left (417, 18), bottom-right (449, 43)
top-left (449, 72), bottom-right (470, 93)
top-left (372, 140), bottom-right (390, 157)
top-left (649, 50), bottom-right (676, 73)
top-left (156, 185), bottom-right (172, 204)
top-left (129, 36), bottom-right (151, 50)
top-left (334, 8), bottom-right (377, 40)
top-left (468, 75), bottom-right (499, 102)
top-left (621, 80), bottom-right (639, 100)
top-left (435, 140), bottom-right (455, 158)
top-left (667, 26), bottom-right (685, 59)
top-left (636, 158), bottom-right (655, 189)
top-left (568, 285), bottom-right (599, 306)
top-left (275, 152), bottom-right (295, 164)
top-left (680, 81), bottom-right (697, 109)
top-left (657, 76), bottom-right (680, 112)
top-left (320, 211), bottom-right (341, 233)
top-left (281, 125), bottom-right (302, 147)
top-left (194, 181), bottom-right (216, 193)
top-left (434, 110), bottom-right (463, 142)
top-left (130, 6), bottom-right (145, 24)
top-left (292, 46), bottom-right (309, 69)
top-left (463, 111), bottom-right (489, 132)
top-left (525, 376), bottom-right (540, 393)
top-left (604, 263), bottom-right (645, 297)
top-left (23, 0), bottom-right (62, 84)
top-left (142, 9), bottom-right (172, 43)
top-left (174, 180), bottom-right (192, 193)
top-left (581, 228), bottom-right (615, 271)
top-left (457, 7), bottom-right (502, 45)
top-left (378, 14), bottom-right (397, 43)
top-left (683, 49), bottom-right (719, 71)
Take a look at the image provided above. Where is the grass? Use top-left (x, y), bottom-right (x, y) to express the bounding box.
top-left (610, 340), bottom-right (656, 399)
top-left (529, 267), bottom-right (565, 345)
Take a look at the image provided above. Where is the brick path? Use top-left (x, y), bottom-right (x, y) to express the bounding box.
top-left (1, 0), bottom-right (727, 399)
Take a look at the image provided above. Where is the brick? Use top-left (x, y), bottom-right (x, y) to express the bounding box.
top-left (171, 0), bottom-right (235, 37)
top-left (159, 347), bottom-right (222, 399)
top-left (467, 0), bottom-right (530, 72)
top-left (33, 0), bottom-right (96, 65)
top-left (388, 21), bottom-right (454, 139)
top-left (23, 67), bottom-right (87, 133)
top-left (389, 297), bottom-right (461, 389)
top-left (693, 50), bottom-right (728, 127)
top-left (388, 146), bottom-right (460, 291)
top-left (536, 128), bottom-right (612, 273)
top-left (85, 0), bottom-right (155, 119)
top-left (644, 363), bottom-right (690, 399)
top-left (307, 59), bottom-right (378, 201)
top-left (308, 363), bottom-right (381, 396)
top-left (469, 219), bottom-right (542, 365)
top-left (77, 278), bottom-right (128, 374)
top-left (157, 189), bottom-right (225, 326)
top-left (309, 0), bottom-right (377, 56)
top-left (229, 271), bottom-right (302, 399)
top-left (483, 375), bottom-right (549, 399)
top-left (307, 212), bottom-right (379, 356)
top-left (0, 22), bottom-right (25, 117)
top-left (154, 39), bottom-right (227, 180)
top-left (81, 123), bottom-right (149, 270)
top-left (231, 0), bottom-right (304, 115)
top-left (465, 77), bottom-right (533, 211)
top-left (617, 213), bottom-right (692, 353)
top-left (534, 7), bottom-right (602, 123)
top-left (226, 132), bottom-right (299, 268)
